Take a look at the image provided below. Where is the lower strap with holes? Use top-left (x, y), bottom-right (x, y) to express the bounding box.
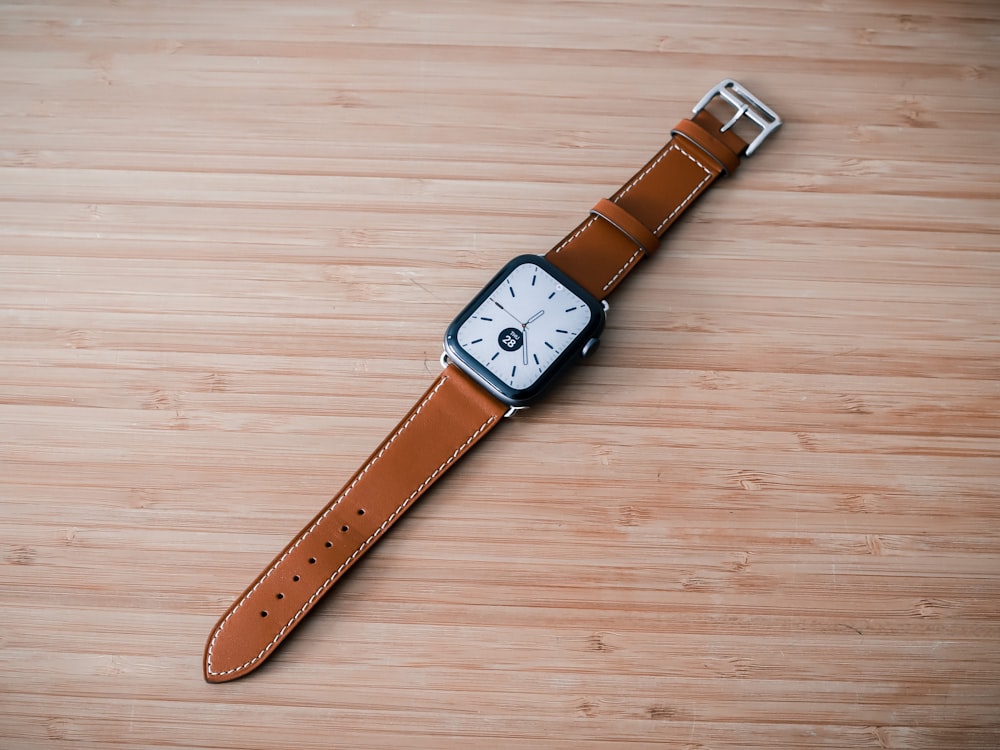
top-left (203, 364), bottom-right (507, 682)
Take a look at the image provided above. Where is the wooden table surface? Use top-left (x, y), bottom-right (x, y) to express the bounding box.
top-left (2, 2), bottom-right (999, 748)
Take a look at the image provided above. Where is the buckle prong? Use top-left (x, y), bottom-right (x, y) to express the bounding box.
top-left (692, 79), bottom-right (781, 156)
top-left (719, 103), bottom-right (748, 133)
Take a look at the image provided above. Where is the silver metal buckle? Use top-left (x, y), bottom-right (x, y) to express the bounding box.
top-left (692, 79), bottom-right (781, 157)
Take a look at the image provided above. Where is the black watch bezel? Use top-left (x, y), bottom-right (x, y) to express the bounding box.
top-left (443, 254), bottom-right (605, 407)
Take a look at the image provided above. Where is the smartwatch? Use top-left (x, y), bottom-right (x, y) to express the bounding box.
top-left (444, 254), bottom-right (607, 408)
top-left (204, 79), bottom-right (781, 682)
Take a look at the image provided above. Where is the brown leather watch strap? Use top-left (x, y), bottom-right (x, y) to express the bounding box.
top-left (205, 80), bottom-right (780, 682)
top-left (545, 110), bottom-right (749, 299)
top-left (204, 364), bottom-right (506, 682)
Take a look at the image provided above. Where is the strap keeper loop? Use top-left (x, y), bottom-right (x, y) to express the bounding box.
top-left (589, 198), bottom-right (660, 256)
top-left (670, 118), bottom-right (741, 176)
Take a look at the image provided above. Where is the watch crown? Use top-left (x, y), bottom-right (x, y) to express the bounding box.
top-left (581, 337), bottom-right (601, 359)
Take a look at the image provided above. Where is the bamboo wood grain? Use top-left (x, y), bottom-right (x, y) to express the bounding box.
top-left (1, 1), bottom-right (999, 748)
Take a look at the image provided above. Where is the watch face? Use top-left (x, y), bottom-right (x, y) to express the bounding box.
top-left (445, 255), bottom-right (604, 406)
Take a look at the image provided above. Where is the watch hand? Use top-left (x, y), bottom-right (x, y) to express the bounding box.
top-left (522, 329), bottom-right (529, 365)
top-left (526, 310), bottom-right (545, 325)
top-left (493, 299), bottom-right (525, 326)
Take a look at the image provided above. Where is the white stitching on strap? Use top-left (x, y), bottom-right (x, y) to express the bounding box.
top-left (599, 144), bottom-right (711, 292)
top-left (206, 375), bottom-right (497, 677)
top-left (653, 143), bottom-right (712, 233)
top-left (551, 214), bottom-right (597, 255)
top-left (619, 142), bottom-right (712, 234)
top-left (554, 142), bottom-right (713, 292)
top-left (601, 248), bottom-right (643, 292)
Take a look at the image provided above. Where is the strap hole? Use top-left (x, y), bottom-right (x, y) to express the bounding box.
top-left (276, 593), bottom-right (284, 599)
top-left (357, 509), bottom-right (365, 516)
top-left (260, 611), bottom-right (268, 618)
top-left (308, 557), bottom-right (317, 564)
top-left (325, 541), bottom-right (333, 548)
top-left (292, 575), bottom-right (300, 582)
top-left (341, 525), bottom-right (349, 533)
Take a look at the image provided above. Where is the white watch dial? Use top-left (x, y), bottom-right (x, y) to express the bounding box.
top-left (455, 261), bottom-right (593, 391)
